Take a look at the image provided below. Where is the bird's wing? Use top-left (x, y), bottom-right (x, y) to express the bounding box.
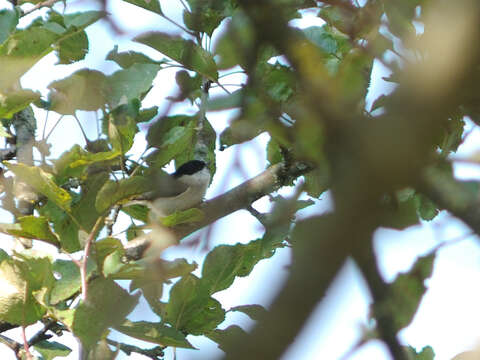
top-left (136, 170), bottom-right (189, 200)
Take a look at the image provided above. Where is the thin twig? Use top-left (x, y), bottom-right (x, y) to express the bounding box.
top-left (21, 327), bottom-right (32, 360)
top-left (73, 114), bottom-right (89, 144)
top-left (21, 0), bottom-right (62, 17)
top-left (106, 339), bottom-right (165, 360)
top-left (80, 217), bottom-right (105, 301)
top-left (160, 13), bottom-right (195, 36)
top-left (28, 320), bottom-right (57, 347)
top-left (0, 334), bottom-right (20, 354)
top-left (44, 115), bottom-right (64, 141)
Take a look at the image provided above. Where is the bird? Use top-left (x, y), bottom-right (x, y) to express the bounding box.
top-left (135, 160), bottom-right (211, 217)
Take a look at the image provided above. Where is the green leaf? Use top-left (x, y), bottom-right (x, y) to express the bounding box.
top-left (381, 193), bottom-right (420, 230)
top-left (48, 69), bottom-right (108, 115)
top-left (122, 0), bottom-right (163, 15)
top-left (206, 325), bottom-right (248, 352)
top-left (106, 63), bottom-right (160, 109)
top-left (414, 194), bottom-right (439, 221)
top-left (107, 102), bottom-right (139, 153)
top-left (69, 277), bottom-right (139, 349)
top-left (376, 252), bottom-right (435, 331)
top-left (115, 320), bottom-right (195, 348)
top-left (50, 259), bottom-right (96, 305)
top-left (266, 137), bottom-right (283, 165)
top-left (0, 23), bottom-right (57, 58)
top-left (57, 30), bottom-right (88, 64)
top-left (136, 106), bottom-right (158, 123)
top-left (214, 9), bottom-right (255, 70)
top-left (7, 216), bottom-right (59, 247)
top-left (161, 208), bottom-right (204, 227)
top-left (47, 10), bottom-right (105, 65)
top-left (164, 274), bottom-right (225, 335)
top-left (0, 256), bottom-right (50, 325)
top-left (0, 90), bottom-right (41, 119)
top-left (0, 9), bottom-right (18, 44)
top-left (95, 175), bottom-right (152, 214)
top-left (121, 204), bottom-right (149, 222)
top-left (146, 125), bottom-right (196, 167)
top-left (207, 89), bottom-right (243, 111)
top-left (302, 26), bottom-right (338, 55)
top-left (103, 249), bottom-right (145, 280)
top-left (407, 345), bottom-right (435, 360)
top-left (86, 340), bottom-right (117, 360)
top-left (5, 162), bottom-right (71, 212)
top-left (33, 340), bottom-right (72, 360)
top-left (201, 239), bottom-right (278, 295)
top-left (54, 144), bottom-right (120, 184)
top-left (134, 32), bottom-right (218, 80)
top-left (370, 94), bottom-right (388, 112)
top-left (106, 45), bottom-right (163, 69)
top-left (229, 304), bottom-right (267, 321)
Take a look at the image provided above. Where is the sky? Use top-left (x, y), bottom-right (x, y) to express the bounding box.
top-left (1, 1), bottom-right (480, 360)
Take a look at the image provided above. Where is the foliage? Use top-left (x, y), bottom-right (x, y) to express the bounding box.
top-left (0, 0), bottom-right (476, 359)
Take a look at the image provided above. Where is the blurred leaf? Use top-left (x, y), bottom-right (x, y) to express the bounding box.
top-left (376, 252), bottom-right (435, 331)
top-left (164, 274), bottom-right (225, 335)
top-left (95, 175), bottom-right (152, 214)
top-left (407, 345), bottom-right (435, 360)
top-left (48, 69), bottom-right (108, 114)
top-left (302, 26), bottom-right (338, 54)
top-left (266, 138), bottom-right (283, 165)
top-left (86, 339), bottom-right (117, 360)
top-left (7, 216), bottom-right (59, 247)
top-left (146, 125), bottom-right (196, 167)
top-left (214, 9), bottom-right (255, 70)
top-left (206, 325), bottom-right (248, 352)
top-left (161, 208), bottom-right (204, 227)
top-left (381, 193), bottom-right (420, 230)
top-left (5, 162), bottom-right (71, 212)
top-left (69, 277), bottom-right (139, 349)
top-left (370, 94), bottom-right (388, 113)
top-left (414, 194), bottom-right (439, 221)
top-left (0, 9), bottom-right (18, 44)
top-left (54, 145), bottom-right (120, 184)
top-left (107, 102), bottom-right (139, 153)
top-left (115, 320), bottom-right (195, 348)
top-left (229, 304), bottom-right (267, 321)
top-left (106, 63), bottom-right (160, 109)
top-left (0, 89), bottom-right (41, 119)
top-left (134, 32), bottom-right (218, 80)
top-left (207, 89), bottom-right (243, 111)
top-left (183, 0), bottom-right (237, 36)
top-left (136, 106), bottom-right (158, 123)
top-left (107, 45), bottom-right (163, 68)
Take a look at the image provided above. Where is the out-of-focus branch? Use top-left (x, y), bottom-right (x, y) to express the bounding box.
top-left (418, 167), bottom-right (480, 235)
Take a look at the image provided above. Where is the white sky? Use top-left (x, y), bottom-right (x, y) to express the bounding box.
top-left (0, 1), bottom-right (480, 360)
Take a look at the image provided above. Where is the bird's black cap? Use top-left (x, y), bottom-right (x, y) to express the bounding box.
top-left (173, 160), bottom-right (206, 178)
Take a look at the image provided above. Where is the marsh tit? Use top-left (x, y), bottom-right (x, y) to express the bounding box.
top-left (136, 160), bottom-right (211, 216)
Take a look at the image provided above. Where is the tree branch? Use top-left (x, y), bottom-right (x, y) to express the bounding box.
top-left (124, 162), bottom-right (311, 260)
